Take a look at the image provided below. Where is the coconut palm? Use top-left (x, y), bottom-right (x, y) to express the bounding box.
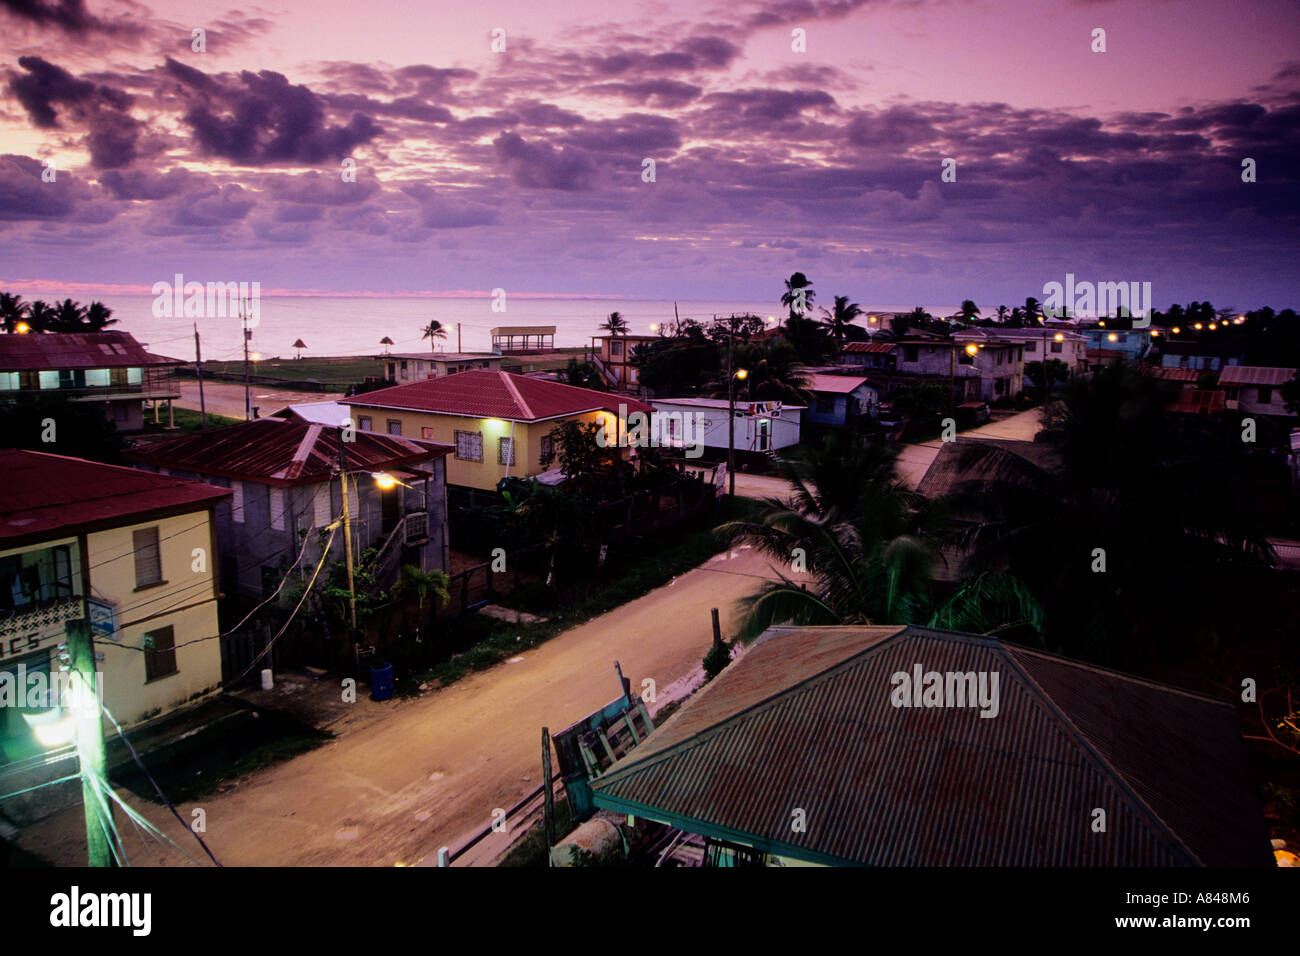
top-left (820, 295), bottom-right (865, 346)
top-left (599, 311), bottom-right (629, 336)
top-left (780, 272), bottom-right (816, 319)
top-left (0, 293), bottom-right (28, 333)
top-left (995, 305), bottom-right (1009, 323)
top-left (1023, 296), bottom-right (1043, 326)
top-left (959, 300), bottom-right (981, 323)
top-left (26, 300), bottom-right (55, 333)
top-left (84, 301), bottom-right (117, 331)
top-left (50, 299), bottom-right (87, 333)
top-left (422, 320), bottom-right (447, 352)
top-left (945, 362), bottom-right (1273, 671)
top-left (711, 339), bottom-right (811, 407)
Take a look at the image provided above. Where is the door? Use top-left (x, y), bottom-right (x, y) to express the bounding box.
top-left (757, 419), bottom-right (771, 452)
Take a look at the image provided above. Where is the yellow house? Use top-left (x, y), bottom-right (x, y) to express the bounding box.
top-left (341, 370), bottom-right (652, 491)
top-left (0, 449), bottom-right (230, 774)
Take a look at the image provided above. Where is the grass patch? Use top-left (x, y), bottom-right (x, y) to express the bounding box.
top-left (141, 406), bottom-right (242, 434)
top-left (402, 497), bottom-right (761, 693)
top-left (181, 356), bottom-right (387, 389)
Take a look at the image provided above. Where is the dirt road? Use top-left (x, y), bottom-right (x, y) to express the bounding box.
top-left (16, 547), bottom-right (784, 867)
top-left (175, 379), bottom-right (344, 420)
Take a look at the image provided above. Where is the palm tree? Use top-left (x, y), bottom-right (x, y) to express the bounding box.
top-left (0, 293), bottom-right (28, 333)
top-left (995, 305), bottom-right (1009, 323)
top-left (959, 300), bottom-right (981, 323)
top-left (51, 299), bottom-right (86, 333)
top-left (711, 339), bottom-right (811, 406)
top-left (946, 363), bottom-right (1273, 671)
top-left (1023, 296), bottom-right (1043, 326)
top-left (780, 272), bottom-right (816, 319)
top-left (422, 320), bottom-right (447, 352)
top-left (820, 295), bottom-right (865, 346)
top-left (716, 437), bottom-right (1041, 641)
top-left (26, 300), bottom-right (55, 333)
top-left (84, 301), bottom-right (117, 331)
top-left (598, 311), bottom-right (629, 336)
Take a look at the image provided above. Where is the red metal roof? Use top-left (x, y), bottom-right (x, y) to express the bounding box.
top-left (807, 373), bottom-right (872, 395)
top-left (1141, 365), bottom-right (1204, 383)
top-left (592, 625), bottom-right (1271, 866)
top-left (341, 369), bottom-right (652, 422)
top-left (0, 331), bottom-right (182, 371)
top-left (124, 418), bottom-right (450, 487)
top-left (1218, 365), bottom-right (1297, 387)
top-left (0, 449), bottom-right (230, 545)
top-left (842, 342), bottom-right (896, 354)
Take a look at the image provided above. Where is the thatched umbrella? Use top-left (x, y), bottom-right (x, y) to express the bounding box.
top-left (292, 338), bottom-right (307, 359)
top-left (380, 336), bottom-right (394, 355)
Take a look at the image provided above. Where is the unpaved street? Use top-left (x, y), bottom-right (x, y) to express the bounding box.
top-left (174, 379), bottom-right (345, 420)
top-left (16, 547), bottom-right (784, 866)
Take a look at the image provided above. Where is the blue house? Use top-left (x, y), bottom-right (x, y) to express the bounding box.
top-left (805, 373), bottom-right (878, 427)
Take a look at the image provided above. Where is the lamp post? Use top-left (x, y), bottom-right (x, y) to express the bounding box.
top-left (726, 318), bottom-right (736, 498)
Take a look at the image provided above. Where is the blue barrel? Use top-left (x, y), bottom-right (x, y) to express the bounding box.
top-left (370, 663), bottom-right (394, 701)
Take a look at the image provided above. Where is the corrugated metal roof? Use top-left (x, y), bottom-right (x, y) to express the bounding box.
top-left (1218, 365), bottom-right (1297, 387)
top-left (123, 418), bottom-right (449, 487)
top-left (842, 342), bottom-right (896, 354)
top-left (342, 370), bottom-right (652, 422)
top-left (807, 373), bottom-right (872, 395)
top-left (591, 625), bottom-right (1271, 866)
top-left (0, 449), bottom-right (230, 543)
top-left (1141, 366), bottom-right (1204, 383)
top-left (0, 331), bottom-right (181, 371)
top-left (1167, 389), bottom-right (1226, 415)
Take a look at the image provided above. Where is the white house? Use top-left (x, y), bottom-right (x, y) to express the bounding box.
top-left (649, 398), bottom-right (803, 462)
top-left (1218, 366), bottom-right (1297, 417)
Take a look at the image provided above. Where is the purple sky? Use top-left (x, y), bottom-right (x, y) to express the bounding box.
top-left (1, 0), bottom-right (1298, 309)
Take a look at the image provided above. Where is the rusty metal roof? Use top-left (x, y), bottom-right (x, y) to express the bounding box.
top-left (842, 342), bottom-right (896, 354)
top-left (0, 331), bottom-right (182, 371)
top-left (0, 449), bottom-right (230, 545)
top-left (1167, 389), bottom-right (1226, 415)
top-left (1218, 365), bottom-right (1297, 387)
top-left (124, 418), bottom-right (450, 487)
top-left (591, 625), bottom-right (1272, 866)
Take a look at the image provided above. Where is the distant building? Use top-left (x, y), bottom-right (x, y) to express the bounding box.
top-left (0, 331), bottom-right (182, 431)
top-left (384, 353), bottom-right (504, 385)
top-left (841, 341), bottom-right (897, 371)
top-left (648, 397), bottom-right (803, 463)
top-left (490, 326), bottom-right (555, 354)
top-left (803, 373), bottom-right (878, 426)
top-left (0, 450), bottom-right (230, 776)
top-left (587, 334), bottom-right (658, 390)
top-left (894, 332), bottom-right (1023, 401)
top-left (342, 370), bottom-right (650, 492)
top-left (1074, 323), bottom-right (1153, 366)
top-left (954, 327), bottom-right (1088, 377)
top-left (125, 418), bottom-right (451, 597)
top-left (270, 401), bottom-right (352, 427)
top-left (591, 624), bottom-right (1273, 866)
top-left (1158, 340), bottom-right (1241, 372)
top-left (1218, 366), bottom-right (1298, 418)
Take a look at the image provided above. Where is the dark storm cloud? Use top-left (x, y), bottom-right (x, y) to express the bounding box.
top-left (7, 56), bottom-right (141, 167)
top-left (165, 58), bottom-right (383, 165)
top-left (0, 0), bottom-right (123, 35)
top-left (493, 131), bottom-right (597, 190)
top-left (98, 166), bottom-right (191, 200)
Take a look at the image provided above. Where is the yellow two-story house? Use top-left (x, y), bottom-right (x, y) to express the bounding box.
top-left (0, 450), bottom-right (230, 775)
top-left (341, 370), bottom-right (652, 492)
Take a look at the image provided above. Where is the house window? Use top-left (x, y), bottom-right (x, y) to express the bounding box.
top-left (133, 527), bottom-right (162, 589)
top-left (421, 426), bottom-right (435, 440)
top-left (1050, 341), bottom-right (1063, 353)
top-left (455, 430), bottom-right (483, 462)
top-left (387, 419), bottom-right (402, 436)
top-left (143, 625), bottom-right (177, 682)
top-left (611, 340), bottom-right (624, 357)
top-left (400, 360), bottom-right (408, 374)
top-left (231, 480), bottom-right (245, 523)
top-left (903, 345), bottom-right (919, 363)
top-left (958, 352), bottom-right (974, 366)
top-left (58, 369), bottom-right (86, 389)
top-left (1258, 387), bottom-right (1273, 405)
top-left (269, 486), bottom-right (286, 531)
top-left (1025, 341), bottom-right (1037, 352)
top-left (540, 434), bottom-right (553, 461)
top-left (499, 437), bottom-right (516, 465)
top-left (357, 416), bottom-right (372, 431)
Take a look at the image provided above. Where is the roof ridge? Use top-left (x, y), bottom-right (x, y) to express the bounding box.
top-left (497, 370), bottom-right (534, 420)
top-left (598, 625), bottom-right (909, 785)
top-left (980, 632), bottom-right (1202, 864)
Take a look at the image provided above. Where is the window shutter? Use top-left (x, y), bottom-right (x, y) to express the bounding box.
top-left (231, 480), bottom-right (245, 523)
top-left (270, 487), bottom-right (286, 530)
top-left (133, 527), bottom-right (162, 587)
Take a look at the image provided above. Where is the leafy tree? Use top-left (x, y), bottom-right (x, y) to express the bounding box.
top-left (712, 339), bottom-right (811, 406)
top-left (0, 393), bottom-right (125, 462)
top-left (1025, 358), bottom-right (1070, 391)
top-left (1283, 369), bottom-right (1300, 416)
top-left (633, 318), bottom-right (720, 394)
top-left (892, 382), bottom-right (949, 421)
top-left (559, 357), bottom-right (607, 391)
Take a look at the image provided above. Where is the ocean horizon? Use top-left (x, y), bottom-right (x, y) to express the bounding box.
top-left (62, 295), bottom-right (966, 364)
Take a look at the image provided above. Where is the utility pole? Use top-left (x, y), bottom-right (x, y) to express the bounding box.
top-left (457, 323), bottom-right (462, 353)
top-left (242, 301), bottom-right (252, 421)
top-left (542, 727), bottom-right (555, 857)
top-left (338, 437), bottom-right (357, 632)
top-left (725, 314), bottom-right (736, 498)
top-left (66, 618), bottom-right (113, 866)
top-left (194, 323), bottom-right (207, 429)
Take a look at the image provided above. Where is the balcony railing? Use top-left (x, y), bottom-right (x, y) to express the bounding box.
top-left (0, 596), bottom-right (84, 641)
top-left (0, 367), bottom-right (181, 402)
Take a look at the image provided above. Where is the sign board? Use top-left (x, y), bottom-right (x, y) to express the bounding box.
top-left (88, 598), bottom-right (118, 639)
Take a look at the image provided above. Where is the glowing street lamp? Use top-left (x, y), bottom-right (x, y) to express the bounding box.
top-left (1171, 326), bottom-right (1181, 334)
top-left (15, 321), bottom-right (30, 334)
